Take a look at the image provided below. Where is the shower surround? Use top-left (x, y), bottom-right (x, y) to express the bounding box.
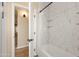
top-left (36, 2), bottom-right (79, 57)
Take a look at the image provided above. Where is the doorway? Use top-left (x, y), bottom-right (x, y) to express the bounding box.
top-left (14, 5), bottom-right (29, 57)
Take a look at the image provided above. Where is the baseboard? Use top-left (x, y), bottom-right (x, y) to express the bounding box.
top-left (16, 45), bottom-right (29, 49)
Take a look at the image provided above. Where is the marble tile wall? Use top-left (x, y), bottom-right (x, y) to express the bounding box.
top-left (48, 2), bottom-right (79, 56)
top-left (37, 2), bottom-right (79, 56)
top-left (37, 3), bottom-right (49, 48)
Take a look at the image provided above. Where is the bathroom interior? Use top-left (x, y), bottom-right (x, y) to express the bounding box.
top-left (32, 2), bottom-right (79, 57)
top-left (0, 2), bottom-right (79, 57)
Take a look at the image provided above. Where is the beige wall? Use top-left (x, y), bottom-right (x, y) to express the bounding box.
top-left (15, 2), bottom-right (29, 7)
top-left (16, 8), bottom-right (29, 48)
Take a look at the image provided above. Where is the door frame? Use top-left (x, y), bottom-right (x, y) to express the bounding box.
top-left (29, 3), bottom-right (38, 57)
top-left (12, 3), bottom-right (29, 57)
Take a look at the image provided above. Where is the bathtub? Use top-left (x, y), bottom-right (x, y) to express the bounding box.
top-left (37, 44), bottom-right (76, 57)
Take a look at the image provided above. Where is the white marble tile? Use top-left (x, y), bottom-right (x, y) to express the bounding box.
top-left (37, 2), bottom-right (79, 56)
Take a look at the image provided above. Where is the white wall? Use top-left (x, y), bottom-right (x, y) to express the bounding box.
top-left (37, 2), bottom-right (79, 56)
top-left (2, 2), bottom-right (13, 56)
top-left (0, 2), bottom-right (2, 56)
